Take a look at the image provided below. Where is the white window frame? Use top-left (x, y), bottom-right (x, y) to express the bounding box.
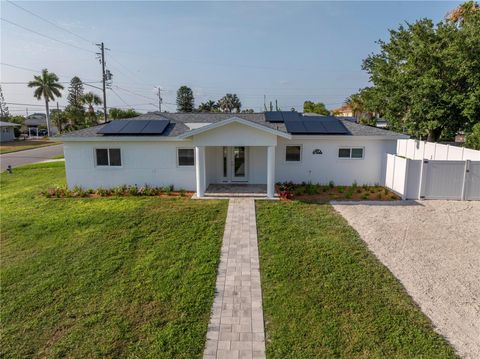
top-left (338, 147), bottom-right (365, 160)
top-left (177, 147), bottom-right (195, 167)
top-left (285, 144), bottom-right (303, 163)
top-left (94, 148), bottom-right (123, 168)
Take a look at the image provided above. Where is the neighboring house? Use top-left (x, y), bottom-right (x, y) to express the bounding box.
top-left (455, 132), bottom-right (466, 144)
top-left (333, 105), bottom-right (354, 117)
top-left (59, 112), bottom-right (408, 198)
top-left (0, 121), bottom-right (20, 142)
top-left (376, 118), bottom-right (388, 128)
top-left (25, 113), bottom-right (58, 136)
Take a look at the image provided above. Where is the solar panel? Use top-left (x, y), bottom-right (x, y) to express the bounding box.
top-left (304, 121), bottom-right (327, 133)
top-left (284, 120), bottom-right (307, 133)
top-left (98, 119), bottom-right (170, 135)
top-left (322, 119), bottom-right (348, 134)
top-left (98, 120), bottom-right (129, 134)
top-left (284, 116), bottom-right (350, 135)
top-left (265, 111), bottom-right (284, 123)
top-left (118, 120), bottom-right (150, 134)
top-left (281, 112), bottom-right (302, 122)
top-left (141, 120), bottom-right (169, 134)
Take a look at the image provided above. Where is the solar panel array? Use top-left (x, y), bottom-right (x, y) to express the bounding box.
top-left (265, 111), bottom-right (301, 122)
top-left (284, 116), bottom-right (349, 135)
top-left (98, 120), bottom-right (170, 136)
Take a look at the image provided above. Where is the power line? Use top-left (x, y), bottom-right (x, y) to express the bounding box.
top-left (109, 88), bottom-right (131, 107)
top-left (0, 17), bottom-right (95, 54)
top-left (113, 85), bottom-right (157, 102)
top-left (6, 0), bottom-right (94, 45)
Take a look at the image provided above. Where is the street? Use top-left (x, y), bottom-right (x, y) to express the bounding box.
top-left (0, 144), bottom-right (64, 172)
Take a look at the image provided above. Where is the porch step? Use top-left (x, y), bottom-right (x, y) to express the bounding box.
top-left (204, 192), bottom-right (269, 198)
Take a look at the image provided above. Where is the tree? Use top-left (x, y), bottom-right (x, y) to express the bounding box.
top-left (81, 92), bottom-right (102, 126)
top-left (0, 85), bottom-right (9, 119)
top-left (67, 76), bottom-right (84, 110)
top-left (303, 101), bottom-right (329, 115)
top-left (447, 0), bottom-right (479, 24)
top-left (218, 94), bottom-right (241, 113)
top-left (109, 108), bottom-right (141, 120)
top-left (465, 123), bottom-right (480, 150)
top-left (176, 86), bottom-right (194, 112)
top-left (28, 69), bottom-right (64, 137)
top-left (198, 100), bottom-right (219, 112)
top-left (241, 108), bottom-right (254, 113)
top-left (362, 5), bottom-right (480, 141)
top-left (51, 110), bottom-right (69, 133)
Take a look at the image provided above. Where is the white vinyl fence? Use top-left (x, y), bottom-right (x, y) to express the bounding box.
top-left (385, 140), bottom-right (480, 200)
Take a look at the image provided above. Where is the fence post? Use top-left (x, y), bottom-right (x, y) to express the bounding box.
top-left (461, 160), bottom-right (470, 201)
top-left (446, 144), bottom-right (450, 160)
top-left (418, 159), bottom-right (425, 200)
top-left (433, 143), bottom-right (437, 160)
top-left (402, 158), bottom-right (409, 200)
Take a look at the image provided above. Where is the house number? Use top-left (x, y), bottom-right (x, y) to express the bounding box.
top-left (312, 149), bottom-right (323, 155)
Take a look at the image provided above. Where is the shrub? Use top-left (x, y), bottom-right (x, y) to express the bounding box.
top-left (128, 185), bottom-right (139, 196)
top-left (356, 188), bottom-right (362, 193)
top-left (361, 193), bottom-right (369, 200)
top-left (338, 186), bottom-right (345, 194)
top-left (384, 187), bottom-right (389, 195)
top-left (328, 180), bottom-right (335, 189)
top-left (352, 181), bottom-right (357, 189)
top-left (305, 182), bottom-right (318, 195)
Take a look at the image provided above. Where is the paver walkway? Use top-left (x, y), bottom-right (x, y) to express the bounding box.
top-left (203, 198), bottom-right (266, 359)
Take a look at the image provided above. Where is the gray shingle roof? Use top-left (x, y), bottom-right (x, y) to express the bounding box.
top-left (59, 112), bottom-right (406, 139)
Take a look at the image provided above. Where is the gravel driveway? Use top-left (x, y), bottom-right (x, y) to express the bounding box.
top-left (332, 200), bottom-right (480, 359)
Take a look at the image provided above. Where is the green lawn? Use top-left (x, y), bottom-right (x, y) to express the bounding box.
top-left (0, 139), bottom-right (57, 154)
top-left (256, 201), bottom-right (456, 358)
top-left (0, 162), bottom-right (228, 358)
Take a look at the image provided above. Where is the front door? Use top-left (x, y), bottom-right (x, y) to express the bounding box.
top-left (222, 146), bottom-right (248, 182)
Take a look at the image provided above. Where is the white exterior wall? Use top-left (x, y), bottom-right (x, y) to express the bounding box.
top-left (64, 135), bottom-right (398, 190)
top-left (275, 137), bottom-right (397, 185)
top-left (64, 140), bottom-right (196, 190)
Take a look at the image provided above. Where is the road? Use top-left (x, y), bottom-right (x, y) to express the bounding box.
top-left (0, 144), bottom-right (64, 172)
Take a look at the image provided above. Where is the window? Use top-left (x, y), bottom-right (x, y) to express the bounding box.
top-left (178, 148), bottom-right (195, 166)
top-left (95, 148), bottom-right (121, 166)
top-left (338, 147), bottom-right (364, 159)
top-left (286, 145), bottom-right (301, 162)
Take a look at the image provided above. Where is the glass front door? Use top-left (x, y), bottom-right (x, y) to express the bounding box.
top-left (222, 146), bottom-right (248, 182)
top-left (233, 146), bottom-right (246, 180)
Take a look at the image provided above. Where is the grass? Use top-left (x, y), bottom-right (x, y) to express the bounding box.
top-left (0, 139), bottom-right (57, 154)
top-left (0, 162), bottom-right (228, 358)
top-left (256, 201), bottom-right (456, 358)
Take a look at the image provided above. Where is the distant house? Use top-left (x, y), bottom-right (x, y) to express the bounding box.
top-left (376, 118), bottom-right (388, 128)
top-left (0, 121), bottom-right (20, 142)
top-left (333, 105), bottom-right (354, 117)
top-left (25, 113), bottom-right (58, 136)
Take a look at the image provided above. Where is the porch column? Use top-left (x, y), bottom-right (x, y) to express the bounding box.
top-left (267, 145), bottom-right (276, 198)
top-left (195, 146), bottom-right (206, 197)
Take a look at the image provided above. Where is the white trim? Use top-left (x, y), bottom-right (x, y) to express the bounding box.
top-left (178, 116), bottom-right (291, 139)
top-left (291, 135), bottom-right (409, 140)
top-left (284, 144), bottom-right (303, 163)
top-left (176, 147), bottom-right (195, 167)
top-left (337, 146), bottom-right (365, 160)
top-left (93, 147), bottom-right (123, 168)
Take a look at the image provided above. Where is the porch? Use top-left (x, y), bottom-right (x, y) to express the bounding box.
top-left (204, 183), bottom-right (271, 198)
top-left (194, 145), bottom-right (276, 198)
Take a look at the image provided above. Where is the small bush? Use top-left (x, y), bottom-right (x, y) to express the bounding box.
top-left (361, 193), bottom-right (369, 200)
top-left (356, 188), bottom-right (362, 194)
top-left (384, 187), bottom-right (389, 195)
top-left (328, 180), bottom-right (335, 189)
top-left (305, 182), bottom-right (318, 195)
top-left (338, 186), bottom-right (345, 194)
top-left (352, 181), bottom-right (357, 189)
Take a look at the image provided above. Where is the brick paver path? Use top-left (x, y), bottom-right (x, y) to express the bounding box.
top-left (203, 198), bottom-right (266, 359)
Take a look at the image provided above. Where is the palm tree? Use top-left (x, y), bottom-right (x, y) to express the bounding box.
top-left (28, 69), bottom-right (64, 136)
top-left (198, 100), bottom-right (218, 112)
top-left (345, 93), bottom-right (365, 118)
top-left (81, 92), bottom-right (102, 125)
top-left (218, 94), bottom-right (242, 113)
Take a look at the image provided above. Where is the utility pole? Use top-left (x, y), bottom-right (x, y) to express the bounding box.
top-left (157, 87), bottom-right (162, 112)
top-left (96, 42), bottom-right (108, 123)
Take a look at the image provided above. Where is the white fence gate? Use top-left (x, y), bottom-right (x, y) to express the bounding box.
top-left (385, 140), bottom-right (480, 200)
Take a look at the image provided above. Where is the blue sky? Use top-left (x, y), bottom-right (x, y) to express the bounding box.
top-left (1, 1), bottom-right (460, 115)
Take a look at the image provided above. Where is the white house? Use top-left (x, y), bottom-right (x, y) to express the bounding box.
top-left (59, 112), bottom-right (408, 198)
top-left (0, 121), bottom-right (20, 142)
